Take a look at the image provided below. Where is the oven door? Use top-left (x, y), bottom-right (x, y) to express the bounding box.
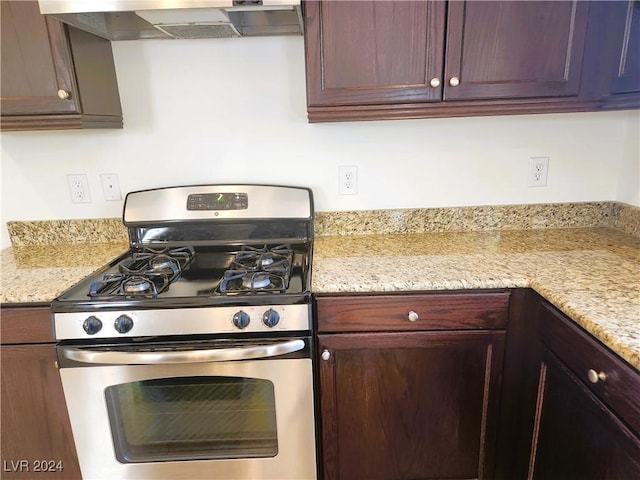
top-left (57, 337), bottom-right (317, 480)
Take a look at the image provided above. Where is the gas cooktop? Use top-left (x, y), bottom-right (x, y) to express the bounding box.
top-left (55, 243), bottom-right (310, 309)
top-left (52, 184), bottom-right (314, 340)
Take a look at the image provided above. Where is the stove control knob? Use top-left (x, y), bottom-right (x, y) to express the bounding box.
top-left (114, 315), bottom-right (134, 334)
top-left (262, 309), bottom-right (280, 328)
top-left (233, 311), bottom-right (250, 329)
top-left (83, 316), bottom-right (103, 335)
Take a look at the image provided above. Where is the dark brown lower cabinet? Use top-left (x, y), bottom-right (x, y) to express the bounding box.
top-left (318, 331), bottom-right (504, 480)
top-left (316, 291), bottom-right (640, 480)
top-left (0, 305), bottom-right (81, 480)
top-left (315, 291), bottom-right (509, 480)
top-left (529, 350), bottom-right (640, 479)
top-left (527, 302), bottom-right (640, 479)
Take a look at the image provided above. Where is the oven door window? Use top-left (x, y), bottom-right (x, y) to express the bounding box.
top-left (105, 376), bottom-right (278, 463)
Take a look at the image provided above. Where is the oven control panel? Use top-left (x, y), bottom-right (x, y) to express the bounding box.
top-left (186, 192), bottom-right (248, 211)
top-left (54, 304), bottom-right (311, 340)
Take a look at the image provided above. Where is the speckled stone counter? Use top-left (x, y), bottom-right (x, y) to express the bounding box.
top-left (312, 227), bottom-right (640, 371)
top-left (315, 201), bottom-right (640, 237)
top-left (2, 203), bottom-right (639, 370)
top-left (1, 243), bottom-right (128, 303)
top-left (1, 217), bottom-right (129, 303)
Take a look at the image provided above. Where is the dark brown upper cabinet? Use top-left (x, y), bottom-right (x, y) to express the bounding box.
top-left (443, 1), bottom-right (587, 101)
top-left (597, 0), bottom-right (640, 111)
top-left (0, 1), bottom-right (122, 131)
top-left (578, 1), bottom-right (640, 110)
top-left (610, 0), bottom-right (640, 96)
top-left (303, 0), bottom-right (635, 122)
top-left (304, 1), bottom-right (446, 107)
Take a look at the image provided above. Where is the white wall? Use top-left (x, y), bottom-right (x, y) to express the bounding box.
top-left (1, 36), bottom-right (639, 248)
top-left (617, 109), bottom-right (640, 205)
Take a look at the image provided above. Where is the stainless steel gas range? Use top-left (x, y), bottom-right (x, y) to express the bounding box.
top-left (52, 184), bottom-right (317, 480)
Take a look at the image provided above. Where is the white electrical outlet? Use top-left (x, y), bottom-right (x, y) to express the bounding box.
top-left (100, 173), bottom-right (122, 201)
top-left (528, 156), bottom-right (549, 187)
top-left (338, 166), bottom-right (358, 195)
top-left (67, 174), bottom-right (92, 203)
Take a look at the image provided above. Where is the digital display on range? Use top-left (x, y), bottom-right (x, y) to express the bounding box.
top-left (186, 193), bottom-right (248, 210)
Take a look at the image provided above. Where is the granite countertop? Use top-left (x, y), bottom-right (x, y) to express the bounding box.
top-left (1, 243), bottom-right (128, 304)
top-left (1, 220), bottom-right (638, 370)
top-left (312, 227), bottom-right (640, 371)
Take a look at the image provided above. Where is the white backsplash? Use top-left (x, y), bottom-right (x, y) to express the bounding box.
top-left (1, 36), bottom-right (639, 249)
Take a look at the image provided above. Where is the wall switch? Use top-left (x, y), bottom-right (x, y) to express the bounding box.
top-left (338, 165), bottom-right (358, 195)
top-left (528, 156), bottom-right (549, 187)
top-left (67, 174), bottom-right (92, 203)
top-left (100, 173), bottom-right (122, 201)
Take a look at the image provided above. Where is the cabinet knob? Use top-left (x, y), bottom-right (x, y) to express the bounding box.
top-left (429, 77), bottom-right (441, 88)
top-left (449, 77), bottom-right (460, 87)
top-left (321, 349), bottom-right (331, 361)
top-left (408, 311), bottom-right (419, 322)
top-left (587, 369), bottom-right (606, 384)
top-left (57, 89), bottom-right (71, 100)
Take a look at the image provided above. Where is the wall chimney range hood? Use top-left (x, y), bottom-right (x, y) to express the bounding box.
top-left (38, 0), bottom-right (303, 40)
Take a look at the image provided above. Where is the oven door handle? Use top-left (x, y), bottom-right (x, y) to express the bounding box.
top-left (60, 339), bottom-right (306, 365)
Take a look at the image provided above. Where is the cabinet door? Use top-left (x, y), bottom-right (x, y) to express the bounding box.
top-left (304, 0), bottom-right (446, 106)
top-left (1, 344), bottom-right (81, 479)
top-left (318, 331), bottom-right (505, 480)
top-left (610, 0), bottom-right (640, 94)
top-left (0, 1), bottom-right (79, 115)
top-left (530, 350), bottom-right (640, 479)
top-left (444, 1), bottom-right (589, 100)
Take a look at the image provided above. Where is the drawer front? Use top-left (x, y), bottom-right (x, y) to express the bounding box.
top-left (539, 302), bottom-right (640, 435)
top-left (315, 291), bottom-right (510, 333)
top-left (1, 304), bottom-right (53, 344)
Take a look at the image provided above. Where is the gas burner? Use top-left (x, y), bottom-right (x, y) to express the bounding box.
top-left (148, 255), bottom-right (181, 275)
top-left (119, 246), bottom-right (195, 276)
top-left (219, 270), bottom-right (286, 294)
top-left (233, 245), bottom-right (293, 274)
top-left (242, 272), bottom-right (272, 290)
top-left (122, 276), bottom-right (155, 295)
top-left (217, 245), bottom-right (293, 295)
top-left (88, 271), bottom-right (171, 299)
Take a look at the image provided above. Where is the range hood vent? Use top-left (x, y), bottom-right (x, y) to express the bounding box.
top-left (38, 1), bottom-right (303, 40)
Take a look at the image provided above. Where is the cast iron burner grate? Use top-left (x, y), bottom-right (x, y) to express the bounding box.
top-left (219, 245), bottom-right (293, 295)
top-left (119, 246), bottom-right (195, 276)
top-left (87, 246), bottom-right (195, 299)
